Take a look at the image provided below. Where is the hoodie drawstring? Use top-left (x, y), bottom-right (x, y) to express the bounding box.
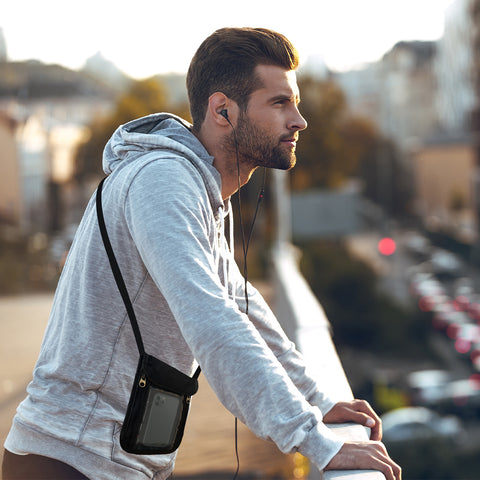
top-left (217, 205), bottom-right (236, 303)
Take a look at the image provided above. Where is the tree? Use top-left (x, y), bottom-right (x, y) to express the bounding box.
top-left (298, 240), bottom-right (428, 354)
top-left (292, 76), bottom-right (414, 217)
top-left (358, 137), bottom-right (415, 217)
top-left (74, 77), bottom-right (189, 184)
top-left (292, 76), bottom-right (378, 190)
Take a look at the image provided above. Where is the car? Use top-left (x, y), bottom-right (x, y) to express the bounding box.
top-left (404, 232), bottom-right (431, 258)
top-left (466, 294), bottom-right (480, 323)
top-left (410, 272), bottom-right (445, 298)
top-left (444, 322), bottom-right (480, 357)
top-left (471, 346), bottom-right (480, 371)
top-left (446, 322), bottom-right (480, 342)
top-left (381, 407), bottom-right (463, 443)
top-left (435, 377), bottom-right (480, 419)
top-left (452, 277), bottom-right (475, 300)
top-left (406, 370), bottom-right (451, 406)
top-left (432, 309), bottom-right (470, 332)
top-left (430, 249), bottom-right (463, 278)
top-left (418, 293), bottom-right (450, 313)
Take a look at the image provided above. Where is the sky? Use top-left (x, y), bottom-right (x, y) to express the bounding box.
top-left (1, 0), bottom-right (454, 79)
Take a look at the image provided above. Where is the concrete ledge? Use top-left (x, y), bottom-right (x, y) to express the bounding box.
top-left (324, 425), bottom-right (385, 480)
top-left (271, 243), bottom-right (385, 480)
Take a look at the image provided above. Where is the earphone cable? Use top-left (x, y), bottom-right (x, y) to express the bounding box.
top-left (227, 117), bottom-right (266, 480)
top-left (228, 117), bottom-right (249, 314)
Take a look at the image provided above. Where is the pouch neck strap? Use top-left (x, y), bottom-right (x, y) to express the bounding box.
top-left (96, 177), bottom-right (146, 357)
top-left (95, 178), bottom-right (201, 379)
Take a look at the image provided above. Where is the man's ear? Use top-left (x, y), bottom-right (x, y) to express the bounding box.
top-left (208, 92), bottom-right (235, 125)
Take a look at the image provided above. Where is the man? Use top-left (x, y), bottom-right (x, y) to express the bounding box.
top-left (3, 27), bottom-right (401, 480)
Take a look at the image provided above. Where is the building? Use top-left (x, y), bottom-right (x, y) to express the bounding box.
top-left (471, 0), bottom-right (480, 160)
top-left (0, 27), bottom-right (6, 62)
top-left (332, 63), bottom-right (382, 128)
top-left (15, 112), bottom-right (50, 232)
top-left (291, 183), bottom-right (363, 240)
top-left (416, 0), bottom-right (479, 241)
top-left (333, 1), bottom-right (480, 239)
top-left (0, 54), bottom-right (116, 233)
top-left (0, 111), bottom-right (21, 225)
top-left (380, 41), bottom-right (439, 148)
top-left (335, 41), bottom-right (438, 151)
top-left (436, 0), bottom-right (476, 133)
top-left (411, 134), bottom-right (477, 243)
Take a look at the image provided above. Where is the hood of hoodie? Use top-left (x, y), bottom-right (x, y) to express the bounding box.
top-left (103, 112), bottom-right (224, 215)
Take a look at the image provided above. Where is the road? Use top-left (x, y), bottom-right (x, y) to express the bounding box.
top-left (346, 230), bottom-right (415, 307)
top-left (0, 293), bottom-right (52, 454)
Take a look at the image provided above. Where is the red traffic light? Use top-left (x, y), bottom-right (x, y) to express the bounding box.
top-left (378, 237), bottom-right (396, 256)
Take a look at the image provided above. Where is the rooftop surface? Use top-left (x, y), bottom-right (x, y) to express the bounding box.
top-left (0, 293), bottom-right (298, 479)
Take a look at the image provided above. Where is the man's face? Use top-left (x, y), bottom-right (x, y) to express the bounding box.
top-left (228, 64), bottom-right (307, 170)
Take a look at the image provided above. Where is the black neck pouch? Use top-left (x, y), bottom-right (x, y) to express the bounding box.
top-left (96, 178), bottom-right (201, 455)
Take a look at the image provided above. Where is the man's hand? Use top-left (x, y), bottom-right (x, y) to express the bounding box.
top-left (323, 400), bottom-right (401, 480)
top-left (325, 441), bottom-right (402, 480)
top-left (323, 399), bottom-right (382, 441)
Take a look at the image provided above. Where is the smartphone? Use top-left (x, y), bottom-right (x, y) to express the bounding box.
top-left (138, 387), bottom-right (183, 448)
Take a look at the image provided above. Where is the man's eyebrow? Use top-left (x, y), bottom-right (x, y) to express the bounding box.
top-left (269, 93), bottom-right (301, 104)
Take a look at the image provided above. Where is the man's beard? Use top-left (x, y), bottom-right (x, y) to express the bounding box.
top-left (223, 112), bottom-right (297, 171)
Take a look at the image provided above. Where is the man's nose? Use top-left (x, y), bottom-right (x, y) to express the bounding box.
top-left (290, 108), bottom-right (307, 131)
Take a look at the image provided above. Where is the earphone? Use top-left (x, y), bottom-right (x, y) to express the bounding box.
top-left (220, 109), bottom-right (229, 120)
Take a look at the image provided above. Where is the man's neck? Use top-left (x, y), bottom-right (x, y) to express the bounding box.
top-left (194, 129), bottom-right (255, 200)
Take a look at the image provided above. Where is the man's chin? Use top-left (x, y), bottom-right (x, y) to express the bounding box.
top-left (251, 151), bottom-right (296, 170)
top-left (276, 155), bottom-right (296, 171)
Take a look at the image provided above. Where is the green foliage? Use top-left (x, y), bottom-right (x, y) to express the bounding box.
top-left (358, 137), bottom-right (415, 217)
top-left (292, 76), bottom-right (414, 217)
top-left (74, 77), bottom-right (190, 183)
top-left (0, 229), bottom-right (58, 294)
top-left (114, 77), bottom-right (170, 122)
top-left (298, 240), bottom-right (428, 354)
top-left (0, 240), bottom-right (25, 293)
top-left (293, 77), bottom-right (378, 190)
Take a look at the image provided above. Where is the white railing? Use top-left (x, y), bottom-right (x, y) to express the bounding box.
top-left (271, 170), bottom-right (385, 480)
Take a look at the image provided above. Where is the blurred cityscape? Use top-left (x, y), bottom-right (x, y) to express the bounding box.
top-left (2, 0), bottom-right (480, 477)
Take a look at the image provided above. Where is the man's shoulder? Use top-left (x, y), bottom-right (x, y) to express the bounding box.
top-left (132, 152), bottom-right (204, 183)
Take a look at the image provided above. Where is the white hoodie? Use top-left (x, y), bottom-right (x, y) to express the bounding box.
top-left (5, 113), bottom-right (344, 479)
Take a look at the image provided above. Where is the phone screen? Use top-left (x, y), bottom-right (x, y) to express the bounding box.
top-left (138, 387), bottom-right (183, 447)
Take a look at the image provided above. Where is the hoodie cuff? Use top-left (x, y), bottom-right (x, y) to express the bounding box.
top-left (297, 420), bottom-right (345, 471)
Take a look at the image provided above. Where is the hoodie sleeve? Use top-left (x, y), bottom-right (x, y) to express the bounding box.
top-left (232, 277), bottom-right (343, 416)
top-left (124, 159), bottom-right (344, 470)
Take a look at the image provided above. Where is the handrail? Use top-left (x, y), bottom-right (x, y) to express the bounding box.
top-left (270, 242), bottom-right (385, 480)
top-left (270, 170), bottom-right (385, 479)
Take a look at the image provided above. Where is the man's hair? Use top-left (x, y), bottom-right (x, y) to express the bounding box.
top-left (187, 27), bottom-right (299, 132)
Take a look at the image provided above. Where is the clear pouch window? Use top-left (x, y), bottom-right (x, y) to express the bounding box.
top-left (120, 353), bottom-right (198, 455)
